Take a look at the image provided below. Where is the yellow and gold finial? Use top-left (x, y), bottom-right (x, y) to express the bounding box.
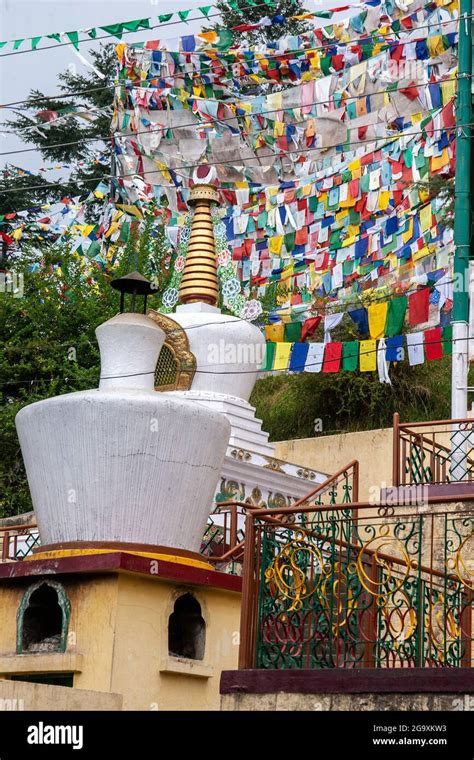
top-left (179, 165), bottom-right (220, 306)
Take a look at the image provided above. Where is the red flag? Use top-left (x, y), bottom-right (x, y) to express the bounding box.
top-left (408, 288), bottom-right (430, 325)
top-left (301, 316), bottom-right (321, 342)
top-left (424, 327), bottom-right (443, 361)
top-left (322, 342), bottom-right (342, 373)
top-left (36, 110), bottom-right (59, 122)
top-left (400, 82), bottom-right (420, 101)
top-left (233, 23), bottom-right (260, 32)
top-left (0, 232), bottom-right (13, 246)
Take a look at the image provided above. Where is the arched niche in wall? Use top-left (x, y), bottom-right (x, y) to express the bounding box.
top-left (16, 580), bottom-right (71, 655)
top-left (168, 593), bottom-right (206, 661)
top-left (147, 310), bottom-right (196, 392)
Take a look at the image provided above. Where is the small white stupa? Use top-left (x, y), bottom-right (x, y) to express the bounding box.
top-left (15, 295), bottom-right (230, 555)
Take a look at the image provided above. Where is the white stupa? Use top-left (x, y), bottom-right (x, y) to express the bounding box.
top-left (15, 309), bottom-right (230, 555)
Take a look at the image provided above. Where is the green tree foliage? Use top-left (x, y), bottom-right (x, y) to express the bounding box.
top-left (213, 0), bottom-right (310, 45)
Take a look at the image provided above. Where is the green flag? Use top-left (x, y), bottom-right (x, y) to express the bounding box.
top-left (443, 325), bottom-right (452, 355)
top-left (87, 241), bottom-right (101, 258)
top-left (122, 19), bottom-right (150, 32)
top-left (100, 23), bottom-right (124, 38)
top-left (13, 39), bottom-right (25, 50)
top-left (178, 10), bottom-right (191, 21)
top-left (30, 37), bottom-right (42, 50)
top-left (284, 232), bottom-right (295, 252)
top-left (217, 29), bottom-right (233, 49)
top-left (342, 341), bottom-right (359, 371)
top-left (120, 221), bottom-right (130, 243)
top-left (385, 296), bottom-right (407, 337)
top-left (199, 6), bottom-right (212, 17)
top-left (66, 31), bottom-right (79, 50)
top-left (262, 342), bottom-right (276, 372)
top-left (284, 322), bottom-right (302, 342)
top-left (158, 14), bottom-right (173, 23)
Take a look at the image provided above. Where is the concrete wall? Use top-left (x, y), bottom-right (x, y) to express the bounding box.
top-left (274, 428), bottom-right (394, 502)
top-left (0, 679), bottom-right (122, 711)
top-left (221, 692), bottom-right (473, 711)
top-left (111, 574), bottom-right (241, 710)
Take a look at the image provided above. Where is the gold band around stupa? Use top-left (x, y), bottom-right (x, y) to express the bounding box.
top-left (179, 184), bottom-right (220, 306)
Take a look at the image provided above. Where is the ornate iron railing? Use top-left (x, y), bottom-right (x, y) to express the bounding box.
top-left (239, 502), bottom-right (473, 669)
top-left (393, 413), bottom-right (474, 486)
top-left (203, 461), bottom-right (359, 575)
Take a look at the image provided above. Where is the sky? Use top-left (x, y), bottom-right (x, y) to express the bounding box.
top-left (0, 0), bottom-right (360, 177)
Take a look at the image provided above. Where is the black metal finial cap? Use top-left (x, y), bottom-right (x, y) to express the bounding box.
top-left (110, 271), bottom-right (155, 314)
top-left (111, 271), bottom-right (154, 296)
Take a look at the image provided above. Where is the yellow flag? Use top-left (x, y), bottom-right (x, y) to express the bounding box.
top-left (265, 324), bottom-right (285, 342)
top-left (360, 340), bottom-right (377, 371)
top-left (378, 191), bottom-right (390, 210)
top-left (430, 148), bottom-right (449, 172)
top-left (402, 218), bottom-right (413, 243)
top-left (419, 203), bottom-right (432, 233)
top-left (368, 302), bottom-right (388, 338)
top-left (274, 342), bottom-right (292, 370)
top-left (269, 236), bottom-right (284, 254)
top-left (197, 30), bottom-right (217, 42)
top-left (427, 35), bottom-right (443, 56)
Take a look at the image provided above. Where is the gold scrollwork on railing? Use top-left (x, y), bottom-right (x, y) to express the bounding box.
top-left (381, 588), bottom-right (417, 646)
top-left (318, 561), bottom-right (357, 636)
top-left (447, 533), bottom-right (474, 591)
top-left (355, 524), bottom-right (414, 605)
top-left (264, 530), bottom-right (324, 612)
top-left (424, 591), bottom-right (461, 661)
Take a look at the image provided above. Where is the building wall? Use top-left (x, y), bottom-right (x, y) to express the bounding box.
top-left (274, 428), bottom-right (394, 502)
top-left (111, 574), bottom-right (241, 710)
top-left (0, 570), bottom-right (240, 711)
top-left (274, 424), bottom-right (467, 503)
top-left (0, 679), bottom-right (122, 711)
top-left (0, 575), bottom-right (118, 694)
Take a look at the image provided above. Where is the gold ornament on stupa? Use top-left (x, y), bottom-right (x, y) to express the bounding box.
top-left (179, 165), bottom-right (220, 306)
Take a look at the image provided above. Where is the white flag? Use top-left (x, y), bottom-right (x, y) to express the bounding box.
top-left (407, 332), bottom-right (425, 366)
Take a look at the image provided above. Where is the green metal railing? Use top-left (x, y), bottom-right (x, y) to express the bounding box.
top-left (239, 504), bottom-right (473, 669)
top-left (393, 413), bottom-right (474, 487)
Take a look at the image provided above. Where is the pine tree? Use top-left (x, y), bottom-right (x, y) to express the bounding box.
top-left (213, 0), bottom-right (310, 45)
top-left (2, 45), bottom-right (116, 212)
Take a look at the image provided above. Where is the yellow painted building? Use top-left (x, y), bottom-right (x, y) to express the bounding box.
top-left (0, 551), bottom-right (241, 710)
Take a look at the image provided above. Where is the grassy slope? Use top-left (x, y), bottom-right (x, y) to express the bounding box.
top-left (250, 356), bottom-right (455, 442)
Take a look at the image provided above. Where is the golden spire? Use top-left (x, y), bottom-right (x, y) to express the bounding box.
top-left (179, 166), bottom-right (220, 306)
